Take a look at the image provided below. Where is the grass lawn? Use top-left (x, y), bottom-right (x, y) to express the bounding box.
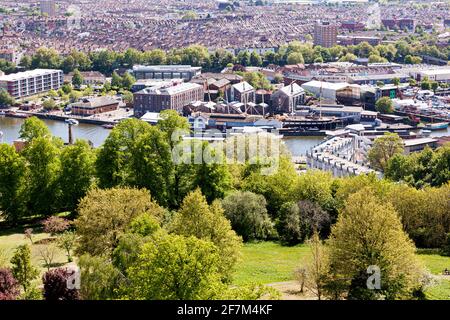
top-left (234, 241), bottom-right (450, 300)
top-left (0, 227), bottom-right (68, 278)
top-left (233, 241), bottom-right (311, 285)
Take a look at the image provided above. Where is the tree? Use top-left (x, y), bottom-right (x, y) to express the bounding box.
top-left (42, 99), bottom-right (56, 110)
top-left (338, 53), bottom-right (357, 62)
top-left (57, 231), bottom-right (77, 263)
top-left (0, 144), bottom-right (27, 223)
top-left (327, 190), bottom-right (424, 300)
top-left (368, 133), bottom-right (404, 171)
top-left (42, 216), bottom-right (70, 235)
top-left (0, 268), bottom-right (20, 300)
top-left (221, 191), bottom-right (274, 241)
top-left (277, 202), bottom-right (302, 245)
top-left (96, 118), bottom-right (153, 188)
top-left (23, 136), bottom-right (62, 216)
top-left (125, 232), bottom-right (224, 300)
top-left (111, 71), bottom-right (123, 88)
top-left (38, 245), bottom-right (58, 271)
top-left (42, 268), bottom-right (80, 300)
top-left (71, 69), bottom-right (84, 88)
top-left (121, 72), bottom-right (136, 90)
top-left (10, 245), bottom-right (39, 294)
top-left (302, 232), bottom-right (330, 300)
top-left (31, 47), bottom-right (61, 69)
top-left (375, 96), bottom-right (394, 114)
top-left (75, 187), bottom-right (165, 256)
top-left (286, 52), bottom-right (305, 65)
top-left (0, 90), bottom-right (15, 108)
top-left (19, 117), bottom-right (51, 142)
top-left (58, 140), bottom-right (96, 211)
top-left (249, 51), bottom-right (262, 67)
top-left (392, 77), bottom-right (401, 86)
top-left (78, 254), bottom-right (123, 300)
top-left (169, 189), bottom-right (242, 282)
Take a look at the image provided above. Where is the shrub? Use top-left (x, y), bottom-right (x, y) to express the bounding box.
top-left (42, 268), bottom-right (80, 300)
top-left (0, 268), bottom-right (20, 300)
top-left (42, 216), bottom-right (71, 235)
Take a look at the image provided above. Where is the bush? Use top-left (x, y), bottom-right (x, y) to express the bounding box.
top-left (42, 268), bottom-right (80, 300)
top-left (221, 191), bottom-right (275, 241)
top-left (0, 268), bottom-right (20, 300)
top-left (42, 216), bottom-right (71, 235)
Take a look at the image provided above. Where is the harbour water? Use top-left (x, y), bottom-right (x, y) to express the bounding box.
top-left (1, 116), bottom-right (450, 155)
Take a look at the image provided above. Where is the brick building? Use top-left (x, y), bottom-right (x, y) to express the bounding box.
top-left (133, 82), bottom-right (204, 117)
top-left (71, 96), bottom-right (120, 116)
top-left (313, 21), bottom-right (338, 48)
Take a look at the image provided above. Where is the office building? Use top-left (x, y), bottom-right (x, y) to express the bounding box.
top-left (132, 65), bottom-right (202, 82)
top-left (0, 69), bottom-right (63, 98)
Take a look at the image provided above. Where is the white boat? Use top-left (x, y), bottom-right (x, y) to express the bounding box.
top-left (0, 111), bottom-right (5, 116)
top-left (65, 119), bottom-right (79, 125)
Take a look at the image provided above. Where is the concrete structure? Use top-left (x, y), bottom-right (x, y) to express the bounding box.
top-left (0, 69), bottom-right (63, 98)
top-left (71, 96), bottom-right (120, 116)
top-left (306, 105), bottom-right (364, 123)
top-left (133, 82), bottom-right (203, 117)
top-left (271, 83), bottom-right (305, 113)
top-left (40, 0), bottom-right (57, 17)
top-left (132, 65), bottom-right (201, 82)
top-left (313, 21), bottom-right (338, 48)
top-left (417, 68), bottom-right (450, 83)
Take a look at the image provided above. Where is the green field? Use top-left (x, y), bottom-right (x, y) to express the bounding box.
top-left (234, 241), bottom-right (450, 299)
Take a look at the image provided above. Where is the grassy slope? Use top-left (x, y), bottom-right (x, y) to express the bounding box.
top-left (234, 241), bottom-right (450, 299)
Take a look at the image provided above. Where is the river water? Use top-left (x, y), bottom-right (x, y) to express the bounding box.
top-left (1, 116), bottom-right (449, 156)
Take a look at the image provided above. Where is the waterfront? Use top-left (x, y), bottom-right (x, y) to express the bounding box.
top-left (1, 116), bottom-right (450, 156)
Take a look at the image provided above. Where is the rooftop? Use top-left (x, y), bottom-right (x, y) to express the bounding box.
top-left (133, 65), bottom-right (202, 72)
top-left (0, 69), bottom-right (62, 81)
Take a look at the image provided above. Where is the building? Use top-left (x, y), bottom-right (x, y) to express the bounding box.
top-left (340, 21), bottom-right (366, 32)
top-left (71, 96), bottom-right (120, 116)
top-left (337, 35), bottom-right (381, 47)
top-left (271, 83), bottom-right (305, 113)
top-left (40, 0), bottom-right (57, 17)
top-left (382, 18), bottom-right (416, 31)
top-left (133, 82), bottom-right (204, 117)
top-left (313, 21), bottom-right (338, 48)
top-left (301, 80), bottom-right (361, 105)
top-left (306, 104), bottom-right (364, 123)
top-left (65, 71), bottom-right (107, 86)
top-left (131, 79), bottom-right (183, 93)
top-left (230, 82), bottom-right (255, 104)
top-left (0, 69), bottom-right (63, 99)
top-left (403, 138), bottom-right (438, 154)
top-left (0, 49), bottom-right (23, 64)
top-left (132, 65), bottom-right (202, 82)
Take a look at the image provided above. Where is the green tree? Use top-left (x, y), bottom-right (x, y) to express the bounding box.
top-left (71, 69), bottom-right (83, 88)
top-left (0, 90), bottom-right (15, 108)
top-left (221, 191), bottom-right (274, 241)
top-left (23, 137), bottom-right (62, 216)
top-left (10, 245), bottom-right (39, 294)
top-left (328, 190), bottom-right (424, 300)
top-left (31, 47), bottom-right (61, 69)
top-left (57, 231), bottom-right (77, 263)
top-left (96, 118), bottom-right (152, 188)
top-left (0, 58), bottom-right (16, 74)
top-left (169, 189), bottom-right (242, 282)
top-left (375, 96), bottom-right (394, 114)
top-left (121, 72), bottom-right (136, 90)
top-left (368, 133), bottom-right (404, 171)
top-left (75, 187), bottom-right (165, 256)
top-left (19, 117), bottom-right (51, 142)
top-left (286, 52), bottom-right (305, 65)
top-left (58, 140), bottom-right (96, 212)
top-left (0, 144), bottom-right (27, 223)
top-left (249, 51), bottom-right (262, 67)
top-left (125, 232), bottom-right (224, 300)
top-left (111, 71), bottom-right (123, 88)
top-left (42, 99), bottom-right (56, 110)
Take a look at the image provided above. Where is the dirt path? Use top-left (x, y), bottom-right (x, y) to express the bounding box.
top-left (266, 281), bottom-right (317, 300)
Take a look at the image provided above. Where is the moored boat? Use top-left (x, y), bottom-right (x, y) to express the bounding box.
top-left (425, 122), bottom-right (449, 131)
